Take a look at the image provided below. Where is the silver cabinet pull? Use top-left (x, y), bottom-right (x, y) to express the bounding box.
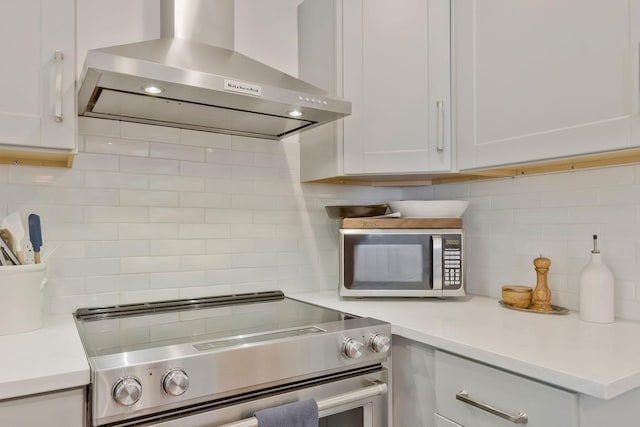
top-left (54, 51), bottom-right (64, 122)
top-left (456, 390), bottom-right (528, 424)
top-left (436, 100), bottom-right (444, 152)
top-left (218, 381), bottom-right (388, 427)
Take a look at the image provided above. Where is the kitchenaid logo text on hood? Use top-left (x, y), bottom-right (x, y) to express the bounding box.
top-left (224, 79), bottom-right (263, 97)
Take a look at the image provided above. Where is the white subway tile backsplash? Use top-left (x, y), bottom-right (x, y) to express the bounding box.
top-left (121, 256), bottom-right (181, 274)
top-left (205, 178), bottom-right (253, 195)
top-left (207, 239), bottom-right (254, 254)
top-left (179, 224), bottom-right (230, 239)
top-left (9, 167), bottom-right (85, 187)
top-left (47, 223), bottom-right (118, 241)
top-left (118, 223), bottom-right (179, 240)
top-left (150, 239), bottom-right (206, 256)
top-left (179, 161), bottom-right (231, 178)
top-left (85, 274), bottom-right (150, 293)
top-left (73, 153), bottom-right (119, 171)
top-left (85, 206), bottom-right (148, 223)
top-left (85, 171), bottom-right (148, 189)
top-left (10, 117), bottom-right (634, 321)
top-left (86, 240), bottom-right (150, 258)
top-left (540, 189), bottom-right (595, 207)
top-left (121, 156), bottom-right (179, 176)
top-left (180, 129), bottom-right (232, 149)
top-left (514, 207), bottom-right (568, 224)
top-left (206, 148), bottom-right (254, 166)
top-left (78, 117), bottom-right (121, 137)
top-left (149, 207), bottom-right (204, 223)
top-left (49, 257), bottom-right (121, 277)
top-left (151, 142), bottom-right (205, 162)
top-left (180, 192), bottom-right (231, 208)
top-left (180, 254), bottom-right (231, 271)
top-left (232, 194), bottom-right (279, 210)
top-left (85, 135), bottom-right (149, 157)
top-left (231, 253), bottom-right (278, 268)
top-left (150, 271), bottom-right (208, 289)
top-left (230, 223), bottom-right (276, 239)
top-left (121, 122), bottom-right (180, 143)
top-left (150, 175), bottom-right (205, 192)
top-left (205, 209), bottom-right (252, 224)
top-left (120, 190), bottom-right (180, 207)
top-left (569, 205), bottom-right (635, 224)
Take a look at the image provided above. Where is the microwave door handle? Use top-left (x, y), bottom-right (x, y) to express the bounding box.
top-left (432, 235), bottom-right (443, 290)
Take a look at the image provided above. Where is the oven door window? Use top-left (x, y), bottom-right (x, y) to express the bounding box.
top-left (343, 234), bottom-right (432, 290)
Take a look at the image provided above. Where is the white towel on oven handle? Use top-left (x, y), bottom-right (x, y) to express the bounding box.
top-left (253, 398), bottom-right (319, 427)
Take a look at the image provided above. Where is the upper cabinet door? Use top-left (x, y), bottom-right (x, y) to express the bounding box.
top-left (0, 0), bottom-right (76, 152)
top-left (455, 0), bottom-right (638, 170)
top-left (343, 0), bottom-right (452, 174)
top-left (298, 0), bottom-right (452, 182)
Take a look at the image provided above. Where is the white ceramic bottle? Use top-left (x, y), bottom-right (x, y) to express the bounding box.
top-left (579, 235), bottom-right (614, 323)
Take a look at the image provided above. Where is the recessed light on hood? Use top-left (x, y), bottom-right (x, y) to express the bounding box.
top-left (142, 85), bottom-right (165, 95)
top-left (77, 0), bottom-right (351, 140)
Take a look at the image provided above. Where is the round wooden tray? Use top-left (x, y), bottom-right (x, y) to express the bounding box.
top-left (499, 300), bottom-right (570, 315)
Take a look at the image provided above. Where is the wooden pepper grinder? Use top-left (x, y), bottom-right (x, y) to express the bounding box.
top-left (533, 256), bottom-right (552, 311)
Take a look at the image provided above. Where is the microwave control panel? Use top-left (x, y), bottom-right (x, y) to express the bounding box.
top-left (443, 235), bottom-right (463, 289)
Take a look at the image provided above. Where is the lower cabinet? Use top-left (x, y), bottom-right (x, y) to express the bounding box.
top-left (394, 336), bottom-right (640, 427)
top-left (392, 335), bottom-right (437, 427)
top-left (0, 387), bottom-right (85, 427)
top-left (435, 350), bottom-right (579, 426)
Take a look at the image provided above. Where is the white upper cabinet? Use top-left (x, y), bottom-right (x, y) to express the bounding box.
top-left (299, 0), bottom-right (452, 182)
top-left (455, 0), bottom-right (640, 170)
top-left (0, 0), bottom-right (76, 154)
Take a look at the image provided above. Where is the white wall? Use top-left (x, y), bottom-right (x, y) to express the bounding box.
top-left (403, 166), bottom-right (640, 321)
top-left (0, 119), bottom-right (400, 313)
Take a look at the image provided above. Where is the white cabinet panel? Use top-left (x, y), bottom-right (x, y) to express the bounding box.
top-left (0, 0), bottom-right (76, 152)
top-left (0, 388), bottom-right (84, 427)
top-left (392, 335), bottom-right (436, 427)
top-left (455, 0), bottom-right (638, 170)
top-left (299, 0), bottom-right (452, 181)
top-left (435, 350), bottom-right (579, 427)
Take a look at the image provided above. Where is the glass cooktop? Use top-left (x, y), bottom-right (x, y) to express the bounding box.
top-left (74, 291), bottom-right (355, 357)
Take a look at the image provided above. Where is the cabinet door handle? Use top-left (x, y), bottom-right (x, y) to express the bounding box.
top-left (456, 390), bottom-right (528, 424)
top-left (436, 100), bottom-right (444, 152)
top-left (54, 51), bottom-right (64, 123)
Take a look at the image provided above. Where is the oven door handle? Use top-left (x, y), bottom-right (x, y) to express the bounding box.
top-left (216, 381), bottom-right (388, 427)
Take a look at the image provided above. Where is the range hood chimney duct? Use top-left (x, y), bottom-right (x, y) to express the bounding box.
top-left (77, 0), bottom-right (350, 140)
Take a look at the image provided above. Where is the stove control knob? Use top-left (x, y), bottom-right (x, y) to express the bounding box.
top-left (163, 369), bottom-right (189, 396)
top-left (342, 338), bottom-right (364, 359)
top-left (369, 334), bottom-right (391, 353)
top-left (112, 377), bottom-right (142, 406)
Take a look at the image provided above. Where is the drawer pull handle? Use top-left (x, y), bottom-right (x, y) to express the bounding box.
top-left (456, 390), bottom-right (528, 424)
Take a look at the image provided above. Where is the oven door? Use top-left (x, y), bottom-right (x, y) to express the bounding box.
top-left (116, 368), bottom-right (388, 427)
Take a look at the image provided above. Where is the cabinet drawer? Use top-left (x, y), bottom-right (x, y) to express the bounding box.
top-left (435, 351), bottom-right (578, 427)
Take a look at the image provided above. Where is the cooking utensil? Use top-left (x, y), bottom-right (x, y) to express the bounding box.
top-left (0, 231), bottom-right (20, 266)
top-left (1, 214), bottom-right (25, 264)
top-left (28, 214), bottom-right (42, 264)
top-left (324, 204), bottom-right (389, 219)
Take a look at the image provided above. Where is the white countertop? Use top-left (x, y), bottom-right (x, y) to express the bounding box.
top-left (0, 314), bottom-right (89, 400)
top-left (290, 291), bottom-right (640, 400)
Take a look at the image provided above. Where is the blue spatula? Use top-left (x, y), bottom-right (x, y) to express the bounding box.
top-left (28, 214), bottom-right (42, 264)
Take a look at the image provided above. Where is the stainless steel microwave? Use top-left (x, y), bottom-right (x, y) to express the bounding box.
top-left (339, 225), bottom-right (464, 298)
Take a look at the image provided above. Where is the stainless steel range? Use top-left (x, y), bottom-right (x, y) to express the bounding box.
top-left (74, 291), bottom-right (391, 427)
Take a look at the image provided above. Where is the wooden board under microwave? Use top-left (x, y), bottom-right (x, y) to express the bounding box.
top-left (341, 218), bottom-right (463, 229)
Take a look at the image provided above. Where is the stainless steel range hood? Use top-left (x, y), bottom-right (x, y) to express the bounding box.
top-left (77, 1), bottom-right (350, 140)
